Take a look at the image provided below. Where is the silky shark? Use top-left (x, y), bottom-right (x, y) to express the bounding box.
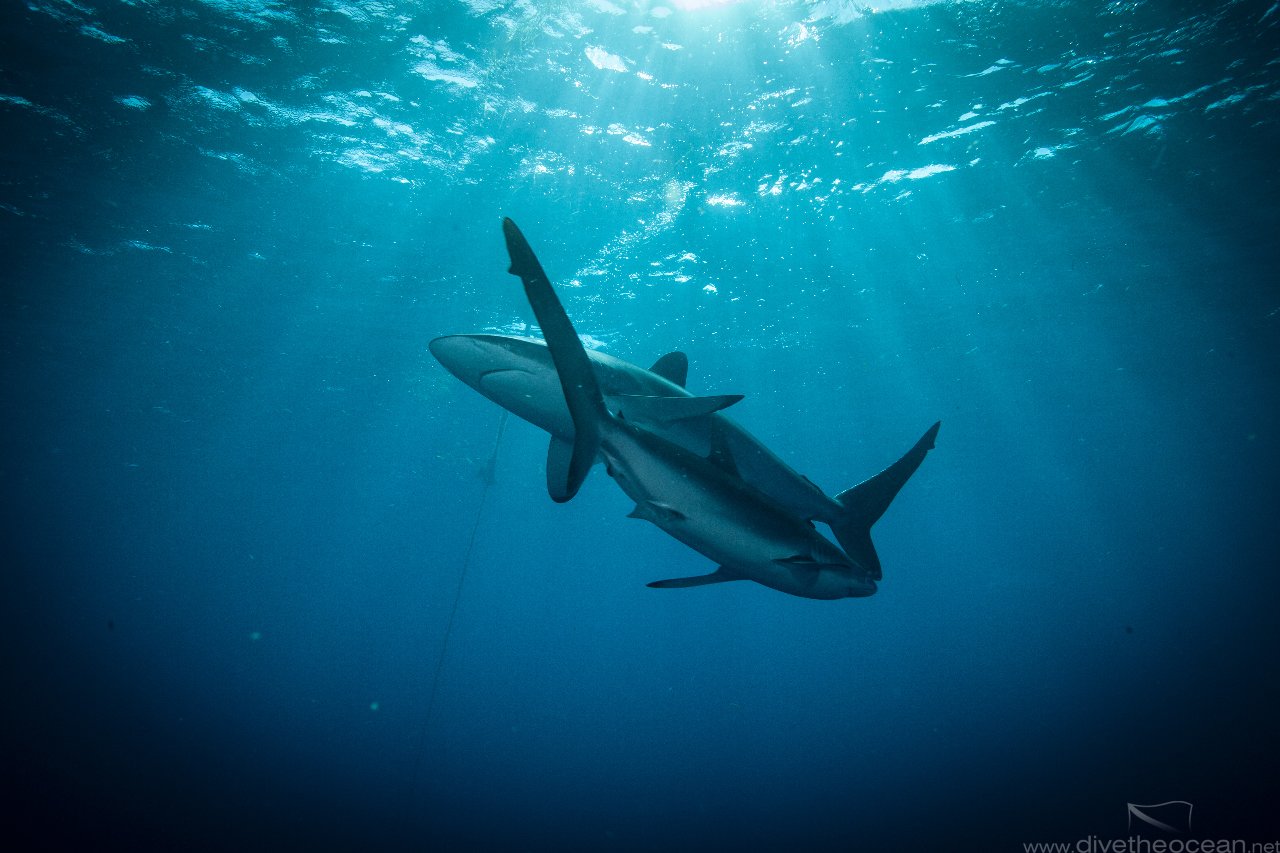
top-left (431, 277), bottom-right (938, 585)
top-left (496, 217), bottom-right (938, 599)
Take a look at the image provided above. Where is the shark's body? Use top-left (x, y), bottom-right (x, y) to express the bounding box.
top-left (431, 334), bottom-right (833, 511)
top-left (496, 217), bottom-right (937, 599)
top-left (429, 335), bottom-right (936, 582)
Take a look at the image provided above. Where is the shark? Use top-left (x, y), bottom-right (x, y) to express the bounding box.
top-left (493, 217), bottom-right (939, 599)
top-left (431, 269), bottom-right (938, 585)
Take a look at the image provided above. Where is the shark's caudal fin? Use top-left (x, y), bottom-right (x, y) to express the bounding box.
top-left (648, 352), bottom-right (688, 387)
top-left (503, 218), bottom-right (606, 503)
top-left (830, 422), bottom-right (940, 581)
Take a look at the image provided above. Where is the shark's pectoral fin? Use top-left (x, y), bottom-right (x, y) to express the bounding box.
top-left (626, 500), bottom-right (687, 524)
top-left (504, 218), bottom-right (603, 504)
top-left (611, 393), bottom-right (743, 424)
top-left (648, 352), bottom-right (688, 387)
top-left (546, 435), bottom-right (585, 502)
top-left (647, 566), bottom-right (741, 589)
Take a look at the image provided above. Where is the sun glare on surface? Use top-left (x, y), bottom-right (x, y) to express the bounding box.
top-left (671, 0), bottom-right (744, 11)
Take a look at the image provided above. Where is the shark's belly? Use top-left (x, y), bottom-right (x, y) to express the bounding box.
top-left (751, 565), bottom-right (878, 600)
top-left (479, 369), bottom-right (574, 437)
top-left (619, 464), bottom-right (877, 600)
top-left (604, 440), bottom-right (810, 574)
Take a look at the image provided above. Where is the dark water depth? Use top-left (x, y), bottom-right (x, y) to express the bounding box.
top-left (3, 1), bottom-right (1279, 850)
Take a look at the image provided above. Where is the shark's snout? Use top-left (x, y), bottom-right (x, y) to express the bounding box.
top-left (430, 334), bottom-right (538, 389)
top-left (428, 335), bottom-right (483, 384)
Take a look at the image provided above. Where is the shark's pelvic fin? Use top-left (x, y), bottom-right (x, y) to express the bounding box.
top-left (830, 421), bottom-right (941, 581)
top-left (503, 218), bottom-right (604, 503)
top-left (647, 567), bottom-right (741, 589)
top-left (612, 393), bottom-right (743, 424)
top-left (627, 500), bottom-right (687, 524)
top-left (648, 352), bottom-right (689, 387)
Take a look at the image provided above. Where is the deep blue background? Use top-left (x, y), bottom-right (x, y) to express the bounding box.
top-left (3, 1), bottom-right (1278, 850)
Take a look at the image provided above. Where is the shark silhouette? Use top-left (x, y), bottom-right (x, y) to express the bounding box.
top-left (493, 217), bottom-right (938, 598)
top-left (431, 308), bottom-right (936, 584)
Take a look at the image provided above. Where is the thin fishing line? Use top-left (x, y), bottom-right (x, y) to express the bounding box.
top-left (410, 409), bottom-right (508, 802)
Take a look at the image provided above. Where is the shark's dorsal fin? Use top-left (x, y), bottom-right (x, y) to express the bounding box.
top-left (612, 393), bottom-right (742, 424)
top-left (648, 352), bottom-right (688, 387)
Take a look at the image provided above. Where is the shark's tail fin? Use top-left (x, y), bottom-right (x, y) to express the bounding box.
top-left (829, 422), bottom-right (940, 581)
top-left (502, 218), bottom-right (606, 503)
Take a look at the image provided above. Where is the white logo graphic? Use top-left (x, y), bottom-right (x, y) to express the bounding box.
top-left (1127, 801), bottom-right (1193, 834)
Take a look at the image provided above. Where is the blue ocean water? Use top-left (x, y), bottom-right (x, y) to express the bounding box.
top-left (3, 0), bottom-right (1278, 849)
